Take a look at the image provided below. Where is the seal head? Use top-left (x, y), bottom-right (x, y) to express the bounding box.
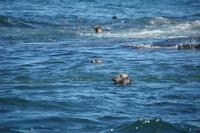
top-left (93, 25), bottom-right (102, 33)
top-left (112, 73), bottom-right (132, 85)
top-left (91, 58), bottom-right (103, 64)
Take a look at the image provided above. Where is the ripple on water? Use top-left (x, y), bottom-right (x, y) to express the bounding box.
top-left (101, 118), bottom-right (198, 133)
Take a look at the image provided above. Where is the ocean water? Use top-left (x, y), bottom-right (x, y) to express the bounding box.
top-left (0, 0), bottom-right (200, 133)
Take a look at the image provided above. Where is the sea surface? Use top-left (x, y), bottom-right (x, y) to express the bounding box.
top-left (0, 0), bottom-right (200, 133)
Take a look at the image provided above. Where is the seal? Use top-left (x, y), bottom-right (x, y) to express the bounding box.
top-left (93, 25), bottom-right (102, 33)
top-left (113, 16), bottom-right (117, 20)
top-left (91, 58), bottom-right (103, 64)
top-left (112, 73), bottom-right (132, 85)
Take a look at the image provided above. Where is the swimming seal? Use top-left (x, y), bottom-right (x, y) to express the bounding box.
top-left (93, 25), bottom-right (102, 33)
top-left (91, 58), bottom-right (103, 64)
top-left (113, 16), bottom-right (117, 19)
top-left (112, 73), bottom-right (132, 85)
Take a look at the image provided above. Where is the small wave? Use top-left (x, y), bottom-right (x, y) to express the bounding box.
top-left (0, 15), bottom-right (62, 28)
top-left (0, 97), bottom-right (31, 106)
top-left (0, 97), bottom-right (70, 110)
top-left (191, 13), bottom-right (200, 17)
top-left (103, 118), bottom-right (198, 133)
top-left (126, 44), bottom-right (173, 49)
top-left (126, 44), bottom-right (200, 50)
top-left (147, 17), bottom-right (175, 25)
top-left (125, 37), bottom-right (200, 50)
top-left (1, 116), bottom-right (100, 133)
top-left (0, 16), bottom-right (34, 28)
top-left (119, 17), bottom-right (177, 27)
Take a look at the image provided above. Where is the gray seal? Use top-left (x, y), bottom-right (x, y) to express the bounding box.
top-left (112, 73), bottom-right (132, 85)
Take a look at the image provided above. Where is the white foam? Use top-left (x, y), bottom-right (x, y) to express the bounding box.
top-left (126, 44), bottom-right (175, 49)
top-left (149, 17), bottom-right (171, 25)
top-left (91, 29), bottom-right (166, 38)
top-left (126, 43), bottom-right (200, 49)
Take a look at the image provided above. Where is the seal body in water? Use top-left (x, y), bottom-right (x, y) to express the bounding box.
top-left (112, 73), bottom-right (132, 85)
top-left (113, 15), bottom-right (117, 19)
top-left (91, 58), bottom-right (103, 64)
top-left (93, 25), bottom-right (102, 33)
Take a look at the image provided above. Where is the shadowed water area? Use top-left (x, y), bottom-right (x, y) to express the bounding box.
top-left (0, 0), bottom-right (200, 132)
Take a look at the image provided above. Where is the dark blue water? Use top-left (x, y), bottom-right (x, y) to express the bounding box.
top-left (0, 0), bottom-right (200, 133)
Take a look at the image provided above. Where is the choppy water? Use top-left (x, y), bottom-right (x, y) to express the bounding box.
top-left (0, 0), bottom-right (200, 133)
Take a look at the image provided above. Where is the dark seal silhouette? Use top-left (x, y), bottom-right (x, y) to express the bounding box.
top-left (112, 73), bottom-right (132, 85)
top-left (113, 16), bottom-right (117, 20)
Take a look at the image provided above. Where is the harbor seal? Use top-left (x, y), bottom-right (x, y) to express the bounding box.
top-left (93, 25), bottom-right (102, 33)
top-left (91, 58), bottom-right (103, 64)
top-left (112, 73), bottom-right (132, 85)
